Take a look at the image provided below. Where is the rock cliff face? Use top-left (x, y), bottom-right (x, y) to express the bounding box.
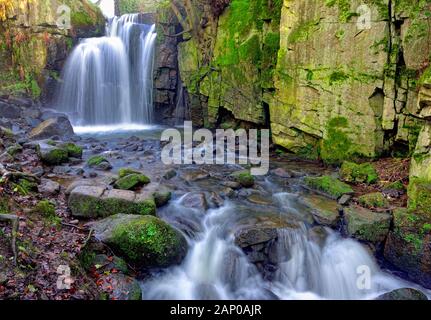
top-left (0, 0), bottom-right (105, 102)
top-left (170, 0), bottom-right (431, 166)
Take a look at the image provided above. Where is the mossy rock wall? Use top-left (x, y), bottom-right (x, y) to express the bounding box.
top-left (177, 0), bottom-right (283, 127)
top-left (0, 0), bottom-right (105, 101)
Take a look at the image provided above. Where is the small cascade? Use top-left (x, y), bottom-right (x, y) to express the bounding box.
top-left (56, 13), bottom-right (156, 126)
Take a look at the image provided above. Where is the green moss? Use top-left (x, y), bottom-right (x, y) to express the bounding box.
top-left (71, 11), bottom-right (94, 27)
top-left (325, 0), bottom-right (357, 23)
top-left (0, 198), bottom-right (9, 214)
top-left (118, 168), bottom-right (141, 178)
top-left (238, 34), bottom-right (261, 65)
top-left (111, 215), bottom-right (185, 267)
top-left (232, 171), bottom-right (255, 188)
top-left (6, 144), bottom-right (23, 156)
top-left (320, 117), bottom-right (353, 165)
top-left (60, 142), bottom-right (83, 158)
top-left (328, 71), bottom-right (350, 85)
top-left (16, 178), bottom-right (37, 195)
top-left (87, 155), bottom-right (107, 167)
top-left (408, 179), bottom-right (431, 217)
top-left (33, 200), bottom-right (60, 226)
top-left (135, 199), bottom-right (157, 216)
top-left (358, 192), bottom-right (389, 208)
top-left (304, 175), bottom-right (354, 199)
top-left (42, 148), bottom-right (69, 165)
top-left (288, 19), bottom-right (320, 44)
top-left (339, 161), bottom-right (379, 184)
top-left (385, 181), bottom-right (406, 191)
top-left (114, 174), bottom-right (151, 191)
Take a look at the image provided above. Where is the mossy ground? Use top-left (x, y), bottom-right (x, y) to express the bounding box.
top-left (340, 161), bottom-right (379, 184)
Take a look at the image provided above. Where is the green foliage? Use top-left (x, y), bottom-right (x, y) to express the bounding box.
top-left (33, 200), bottom-right (61, 226)
top-left (304, 175), bottom-right (354, 199)
top-left (339, 161), bottom-right (379, 184)
top-left (385, 181), bottom-right (406, 191)
top-left (325, 0), bottom-right (357, 23)
top-left (71, 11), bottom-right (93, 27)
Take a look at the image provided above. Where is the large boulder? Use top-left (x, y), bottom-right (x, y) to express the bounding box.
top-left (180, 192), bottom-right (208, 211)
top-left (88, 214), bottom-right (188, 268)
top-left (29, 117), bottom-right (74, 140)
top-left (344, 205), bottom-right (392, 243)
top-left (384, 208), bottom-right (431, 289)
top-left (36, 142), bottom-right (69, 165)
top-left (68, 186), bottom-right (156, 218)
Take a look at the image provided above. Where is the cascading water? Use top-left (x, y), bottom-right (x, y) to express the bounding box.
top-left (141, 190), bottom-right (427, 300)
top-left (55, 13), bottom-right (156, 126)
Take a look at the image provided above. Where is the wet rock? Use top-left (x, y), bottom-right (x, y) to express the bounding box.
top-left (271, 168), bottom-right (293, 178)
top-left (88, 214), bottom-right (188, 268)
top-left (344, 205), bottom-right (391, 243)
top-left (221, 180), bottom-right (241, 189)
top-left (210, 192), bottom-right (224, 207)
top-left (29, 117), bottom-right (74, 140)
top-left (38, 178), bottom-right (60, 196)
top-left (52, 166), bottom-right (72, 175)
top-left (301, 194), bottom-right (340, 227)
top-left (180, 192), bottom-right (208, 211)
top-left (376, 288), bottom-right (428, 300)
top-left (154, 191), bottom-right (172, 208)
top-left (221, 187), bottom-right (235, 198)
top-left (163, 169), bottom-right (177, 180)
top-left (182, 170), bottom-right (210, 182)
top-left (0, 102), bottom-right (21, 119)
top-left (247, 193), bottom-right (273, 206)
top-left (65, 180), bottom-right (103, 195)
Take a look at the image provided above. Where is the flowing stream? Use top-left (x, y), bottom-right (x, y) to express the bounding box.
top-left (140, 177), bottom-right (425, 300)
top-left (55, 14), bottom-right (156, 126)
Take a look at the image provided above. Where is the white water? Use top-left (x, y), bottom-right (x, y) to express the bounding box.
top-left (56, 14), bottom-right (156, 126)
top-left (141, 192), bottom-right (424, 300)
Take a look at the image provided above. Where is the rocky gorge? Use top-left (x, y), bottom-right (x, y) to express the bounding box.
top-left (0, 0), bottom-right (431, 300)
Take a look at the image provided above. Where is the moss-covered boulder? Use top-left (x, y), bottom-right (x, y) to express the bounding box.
top-left (344, 205), bottom-right (392, 243)
top-left (339, 162), bottom-right (379, 184)
top-left (358, 192), bottom-right (389, 209)
top-left (87, 155), bottom-right (112, 171)
top-left (36, 142), bottom-right (69, 165)
top-left (68, 186), bottom-right (156, 218)
top-left (59, 142), bottom-right (83, 158)
top-left (154, 191), bottom-right (172, 208)
top-left (304, 175), bottom-right (353, 199)
top-left (114, 174), bottom-right (151, 191)
top-left (118, 168), bottom-right (142, 178)
top-left (384, 208), bottom-right (431, 288)
top-left (231, 171), bottom-right (255, 188)
top-left (89, 214), bottom-right (188, 268)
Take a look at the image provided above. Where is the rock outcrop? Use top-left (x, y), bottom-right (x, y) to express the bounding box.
top-left (0, 0), bottom-right (105, 102)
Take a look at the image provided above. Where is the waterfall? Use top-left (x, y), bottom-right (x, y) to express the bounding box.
top-left (140, 193), bottom-right (423, 300)
top-left (55, 13), bottom-right (156, 126)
